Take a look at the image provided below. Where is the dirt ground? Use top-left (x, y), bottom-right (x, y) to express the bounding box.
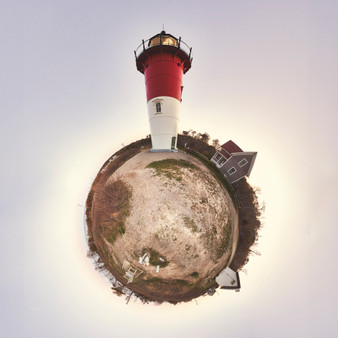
top-left (91, 150), bottom-right (238, 300)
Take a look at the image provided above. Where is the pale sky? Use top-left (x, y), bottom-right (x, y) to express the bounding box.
top-left (1, 0), bottom-right (338, 337)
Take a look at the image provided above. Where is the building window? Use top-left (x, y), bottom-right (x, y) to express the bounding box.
top-left (218, 157), bottom-right (226, 166)
top-left (238, 158), bottom-right (248, 167)
top-left (214, 153), bottom-right (221, 160)
top-left (156, 102), bottom-right (161, 113)
top-left (214, 153), bottom-right (222, 162)
top-left (214, 152), bottom-right (227, 166)
top-left (228, 167), bottom-right (236, 175)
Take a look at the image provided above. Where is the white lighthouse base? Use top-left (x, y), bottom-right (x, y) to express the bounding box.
top-left (149, 129), bottom-right (178, 152)
top-left (147, 96), bottom-right (180, 152)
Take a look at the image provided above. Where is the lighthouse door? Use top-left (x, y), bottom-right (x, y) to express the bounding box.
top-left (171, 136), bottom-right (176, 150)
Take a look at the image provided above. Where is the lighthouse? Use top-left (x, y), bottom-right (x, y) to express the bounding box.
top-left (135, 31), bottom-right (192, 152)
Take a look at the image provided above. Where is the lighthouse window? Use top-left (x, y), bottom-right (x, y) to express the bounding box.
top-left (156, 102), bottom-right (161, 112)
top-left (162, 37), bottom-right (178, 46)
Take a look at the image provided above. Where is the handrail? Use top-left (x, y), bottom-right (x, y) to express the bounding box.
top-left (134, 37), bottom-right (192, 60)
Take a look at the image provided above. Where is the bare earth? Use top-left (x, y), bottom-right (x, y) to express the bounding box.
top-left (100, 150), bottom-right (239, 299)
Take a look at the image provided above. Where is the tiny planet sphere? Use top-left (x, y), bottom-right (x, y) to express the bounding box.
top-left (88, 149), bottom-right (239, 302)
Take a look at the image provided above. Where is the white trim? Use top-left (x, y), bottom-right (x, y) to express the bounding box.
top-left (212, 151), bottom-right (227, 167)
top-left (244, 152), bottom-right (257, 177)
top-left (229, 152), bottom-right (257, 177)
top-left (156, 102), bottom-right (161, 113)
top-left (228, 167), bottom-right (236, 175)
top-left (214, 153), bottom-right (222, 161)
top-left (147, 96), bottom-right (180, 151)
top-left (238, 158), bottom-right (248, 167)
top-left (218, 157), bottom-right (226, 166)
top-left (152, 99), bottom-right (164, 115)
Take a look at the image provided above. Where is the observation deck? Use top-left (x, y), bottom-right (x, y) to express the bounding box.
top-left (134, 31), bottom-right (193, 74)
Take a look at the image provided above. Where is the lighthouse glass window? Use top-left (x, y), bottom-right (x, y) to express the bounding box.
top-left (156, 102), bottom-right (161, 113)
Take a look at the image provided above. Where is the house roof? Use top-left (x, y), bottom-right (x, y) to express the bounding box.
top-left (219, 140), bottom-right (243, 159)
top-left (215, 267), bottom-right (240, 289)
top-left (222, 140), bottom-right (243, 154)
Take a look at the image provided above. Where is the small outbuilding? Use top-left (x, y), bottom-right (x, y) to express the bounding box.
top-left (210, 140), bottom-right (257, 184)
top-left (215, 267), bottom-right (241, 290)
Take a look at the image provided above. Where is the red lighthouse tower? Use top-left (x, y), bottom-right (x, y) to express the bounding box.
top-left (135, 31), bottom-right (192, 152)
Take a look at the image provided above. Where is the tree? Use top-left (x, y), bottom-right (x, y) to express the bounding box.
top-left (201, 133), bottom-right (210, 143)
top-left (212, 139), bottom-right (220, 149)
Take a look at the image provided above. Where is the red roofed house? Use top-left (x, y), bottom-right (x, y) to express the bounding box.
top-left (211, 140), bottom-right (257, 184)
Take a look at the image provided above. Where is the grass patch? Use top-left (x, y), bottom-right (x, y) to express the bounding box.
top-left (136, 278), bottom-right (189, 288)
top-left (106, 232), bottom-right (117, 244)
top-left (183, 216), bottom-right (198, 233)
top-left (144, 248), bottom-right (169, 267)
top-left (117, 222), bottom-right (125, 234)
top-left (156, 279), bottom-right (188, 286)
top-left (95, 180), bottom-right (132, 245)
top-left (215, 219), bottom-right (232, 259)
top-left (146, 159), bottom-right (196, 182)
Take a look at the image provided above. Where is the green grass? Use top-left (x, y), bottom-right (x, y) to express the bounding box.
top-left (117, 222), bottom-right (125, 234)
top-left (144, 248), bottom-right (169, 267)
top-left (101, 181), bottom-right (131, 244)
top-left (183, 216), bottom-right (198, 232)
top-left (146, 159), bottom-right (197, 182)
top-left (106, 232), bottom-right (117, 244)
top-left (215, 219), bottom-right (233, 259)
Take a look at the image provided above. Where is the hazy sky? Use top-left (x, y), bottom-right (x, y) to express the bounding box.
top-left (1, 0), bottom-right (338, 337)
